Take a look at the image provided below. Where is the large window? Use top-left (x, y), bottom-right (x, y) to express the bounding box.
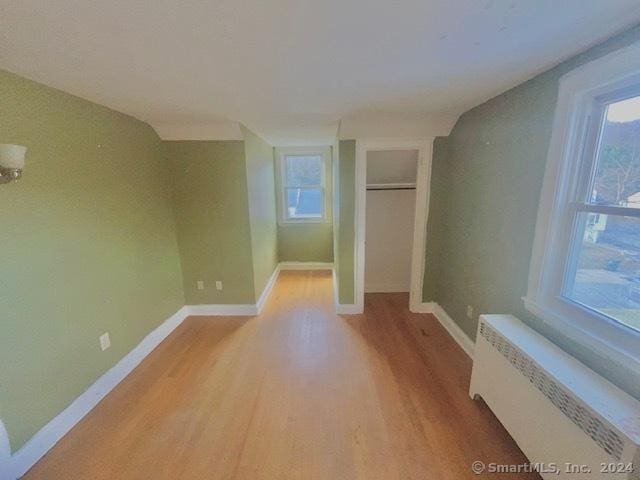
top-left (277, 148), bottom-right (329, 224)
top-left (526, 45), bottom-right (640, 370)
top-left (563, 93), bottom-right (640, 333)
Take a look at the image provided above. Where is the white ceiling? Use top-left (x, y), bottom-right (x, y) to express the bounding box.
top-left (1, 0), bottom-right (640, 145)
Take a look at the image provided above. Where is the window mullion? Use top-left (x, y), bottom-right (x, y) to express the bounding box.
top-left (570, 202), bottom-right (640, 218)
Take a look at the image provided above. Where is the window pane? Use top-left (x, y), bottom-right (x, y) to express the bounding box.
top-left (565, 213), bottom-right (640, 333)
top-left (590, 96), bottom-right (640, 208)
top-left (285, 155), bottom-right (322, 186)
top-left (286, 187), bottom-right (323, 219)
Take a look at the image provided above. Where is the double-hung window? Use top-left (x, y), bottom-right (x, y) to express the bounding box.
top-left (526, 44), bottom-right (640, 370)
top-left (563, 92), bottom-right (640, 333)
top-left (277, 148), bottom-right (329, 224)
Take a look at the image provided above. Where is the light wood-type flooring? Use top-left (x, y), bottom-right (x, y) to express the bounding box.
top-left (24, 270), bottom-right (538, 479)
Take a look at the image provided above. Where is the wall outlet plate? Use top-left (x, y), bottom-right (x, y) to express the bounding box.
top-left (466, 305), bottom-right (474, 319)
top-left (196, 280), bottom-right (205, 290)
top-left (215, 281), bottom-right (223, 291)
top-left (99, 332), bottom-right (111, 351)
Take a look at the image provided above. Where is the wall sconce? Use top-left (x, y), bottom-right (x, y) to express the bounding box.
top-left (0, 144), bottom-right (27, 184)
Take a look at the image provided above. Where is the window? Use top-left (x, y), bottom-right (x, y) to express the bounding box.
top-left (563, 94), bottom-right (640, 333)
top-left (276, 148), bottom-right (330, 224)
top-left (284, 155), bottom-right (324, 220)
top-left (526, 44), bottom-right (640, 370)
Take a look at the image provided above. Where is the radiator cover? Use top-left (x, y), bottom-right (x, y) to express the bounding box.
top-left (470, 315), bottom-right (640, 480)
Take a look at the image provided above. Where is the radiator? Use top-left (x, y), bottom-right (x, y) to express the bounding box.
top-left (470, 315), bottom-right (640, 480)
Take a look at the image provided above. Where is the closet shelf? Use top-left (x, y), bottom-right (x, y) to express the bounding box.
top-left (366, 182), bottom-right (416, 191)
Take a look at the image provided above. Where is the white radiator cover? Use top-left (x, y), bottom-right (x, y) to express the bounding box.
top-left (470, 315), bottom-right (640, 480)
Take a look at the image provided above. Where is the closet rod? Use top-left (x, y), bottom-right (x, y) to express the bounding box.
top-left (366, 182), bottom-right (416, 191)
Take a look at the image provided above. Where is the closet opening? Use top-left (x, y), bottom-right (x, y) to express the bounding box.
top-left (364, 150), bottom-right (418, 298)
top-left (354, 139), bottom-right (432, 313)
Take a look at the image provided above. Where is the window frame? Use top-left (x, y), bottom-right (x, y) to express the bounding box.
top-left (525, 42), bottom-right (640, 374)
top-left (276, 146), bottom-right (331, 225)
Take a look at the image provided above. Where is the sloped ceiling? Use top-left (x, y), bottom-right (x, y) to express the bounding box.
top-left (1, 0), bottom-right (640, 144)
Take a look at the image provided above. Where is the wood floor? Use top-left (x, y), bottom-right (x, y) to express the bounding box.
top-left (24, 270), bottom-right (538, 479)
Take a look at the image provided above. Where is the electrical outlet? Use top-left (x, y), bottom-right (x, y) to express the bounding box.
top-left (99, 332), bottom-right (111, 351)
top-left (215, 281), bottom-right (223, 291)
top-left (466, 305), bottom-right (474, 319)
top-left (196, 280), bottom-right (205, 290)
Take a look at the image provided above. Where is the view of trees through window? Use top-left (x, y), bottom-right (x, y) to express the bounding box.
top-left (592, 97), bottom-right (640, 207)
top-left (566, 95), bottom-right (640, 332)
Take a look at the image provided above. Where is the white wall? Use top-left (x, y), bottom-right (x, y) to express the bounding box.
top-left (364, 149), bottom-right (418, 293)
top-left (365, 189), bottom-right (416, 292)
top-left (339, 111), bottom-right (459, 139)
top-left (367, 150), bottom-right (419, 184)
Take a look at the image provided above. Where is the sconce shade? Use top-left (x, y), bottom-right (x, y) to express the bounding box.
top-left (0, 144), bottom-right (27, 169)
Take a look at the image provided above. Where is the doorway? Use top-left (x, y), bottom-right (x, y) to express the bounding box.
top-left (354, 139), bottom-right (433, 313)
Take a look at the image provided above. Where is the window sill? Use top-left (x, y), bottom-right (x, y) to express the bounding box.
top-left (278, 219), bottom-right (330, 227)
top-left (522, 296), bottom-right (640, 376)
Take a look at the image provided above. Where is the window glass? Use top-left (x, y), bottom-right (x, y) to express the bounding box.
top-left (286, 187), bottom-right (323, 219)
top-left (285, 155), bottom-right (322, 186)
top-left (590, 96), bottom-right (640, 208)
top-left (565, 213), bottom-right (640, 333)
top-left (282, 154), bottom-right (324, 220)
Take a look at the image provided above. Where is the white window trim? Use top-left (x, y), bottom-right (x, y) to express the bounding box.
top-left (275, 146), bottom-right (331, 226)
top-left (525, 41), bottom-right (640, 373)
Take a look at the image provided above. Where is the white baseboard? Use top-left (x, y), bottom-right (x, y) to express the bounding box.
top-left (7, 306), bottom-right (190, 480)
top-left (410, 301), bottom-right (434, 313)
top-left (335, 303), bottom-right (363, 314)
top-left (365, 283), bottom-right (410, 293)
top-left (256, 266), bottom-right (280, 314)
top-left (430, 303), bottom-right (475, 359)
top-left (331, 269), bottom-right (363, 315)
top-left (279, 261), bottom-right (334, 270)
top-left (186, 304), bottom-right (259, 316)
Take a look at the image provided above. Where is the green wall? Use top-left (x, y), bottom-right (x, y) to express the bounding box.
top-left (165, 140), bottom-right (256, 304)
top-left (277, 225), bottom-right (334, 262)
top-left (423, 25), bottom-right (640, 400)
top-left (241, 127), bottom-right (279, 298)
top-left (337, 140), bottom-right (356, 304)
top-left (0, 69), bottom-right (185, 450)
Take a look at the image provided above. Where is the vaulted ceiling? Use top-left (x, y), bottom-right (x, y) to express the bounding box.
top-left (2, 0), bottom-right (640, 144)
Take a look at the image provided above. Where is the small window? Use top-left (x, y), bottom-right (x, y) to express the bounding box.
top-left (278, 150), bottom-right (328, 224)
top-left (284, 155), bottom-right (323, 219)
top-left (563, 94), bottom-right (640, 333)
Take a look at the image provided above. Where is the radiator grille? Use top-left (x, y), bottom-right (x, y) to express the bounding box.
top-left (479, 321), bottom-right (625, 460)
